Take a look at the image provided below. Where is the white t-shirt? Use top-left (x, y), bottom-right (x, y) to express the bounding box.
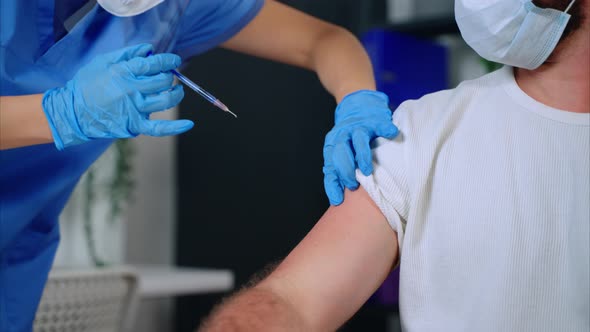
top-left (357, 66), bottom-right (590, 332)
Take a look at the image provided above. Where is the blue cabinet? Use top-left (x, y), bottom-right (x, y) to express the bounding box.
top-left (362, 29), bottom-right (449, 110)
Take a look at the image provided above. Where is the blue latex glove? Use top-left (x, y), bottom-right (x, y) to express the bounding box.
top-left (42, 43), bottom-right (193, 150)
top-left (323, 90), bottom-right (399, 205)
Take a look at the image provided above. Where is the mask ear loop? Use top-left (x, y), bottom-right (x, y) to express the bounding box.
top-left (565, 0), bottom-right (576, 13)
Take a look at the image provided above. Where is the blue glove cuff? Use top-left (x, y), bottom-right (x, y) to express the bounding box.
top-left (42, 87), bottom-right (90, 150)
top-left (334, 90), bottom-right (389, 123)
top-left (335, 90), bottom-right (391, 123)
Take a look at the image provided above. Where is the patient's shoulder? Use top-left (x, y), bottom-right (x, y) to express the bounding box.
top-left (391, 68), bottom-right (505, 138)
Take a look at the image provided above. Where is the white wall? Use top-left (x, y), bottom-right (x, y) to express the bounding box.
top-left (387, 0), bottom-right (454, 22)
top-left (123, 109), bottom-right (177, 332)
top-left (54, 108), bottom-right (178, 331)
top-left (439, 35), bottom-right (488, 87)
top-left (54, 147), bottom-right (125, 267)
top-left (54, 110), bottom-right (177, 268)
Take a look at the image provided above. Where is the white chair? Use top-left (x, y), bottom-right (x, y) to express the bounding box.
top-left (34, 267), bottom-right (139, 332)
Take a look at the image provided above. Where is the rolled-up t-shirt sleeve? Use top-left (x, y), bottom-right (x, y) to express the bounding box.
top-left (356, 106), bottom-right (412, 253)
top-left (174, 0), bottom-right (264, 58)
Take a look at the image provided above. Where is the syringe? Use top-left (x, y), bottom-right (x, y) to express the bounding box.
top-left (146, 51), bottom-right (236, 118)
top-left (171, 69), bottom-right (237, 118)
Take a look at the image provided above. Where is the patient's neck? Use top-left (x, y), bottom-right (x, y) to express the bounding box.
top-left (515, 30), bottom-right (590, 113)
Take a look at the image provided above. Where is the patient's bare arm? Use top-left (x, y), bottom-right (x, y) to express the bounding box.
top-left (199, 187), bottom-right (399, 331)
top-left (199, 285), bottom-right (310, 332)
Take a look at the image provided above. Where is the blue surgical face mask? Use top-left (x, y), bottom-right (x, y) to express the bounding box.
top-left (455, 0), bottom-right (575, 70)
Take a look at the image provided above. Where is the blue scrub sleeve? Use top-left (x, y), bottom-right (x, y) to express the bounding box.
top-left (173, 0), bottom-right (264, 59)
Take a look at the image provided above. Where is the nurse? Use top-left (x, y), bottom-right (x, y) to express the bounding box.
top-left (0, 0), bottom-right (398, 330)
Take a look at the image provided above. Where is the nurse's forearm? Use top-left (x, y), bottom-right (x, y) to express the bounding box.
top-left (221, 1), bottom-right (375, 104)
top-left (309, 27), bottom-right (376, 103)
top-left (0, 94), bottom-right (53, 150)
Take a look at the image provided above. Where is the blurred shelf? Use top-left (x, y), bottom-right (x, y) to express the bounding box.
top-left (133, 265), bottom-right (234, 298)
top-left (377, 16), bottom-right (459, 38)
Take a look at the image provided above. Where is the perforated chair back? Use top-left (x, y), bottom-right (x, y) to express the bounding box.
top-left (34, 268), bottom-right (138, 332)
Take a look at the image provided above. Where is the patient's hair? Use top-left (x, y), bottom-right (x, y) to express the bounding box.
top-left (531, 0), bottom-right (587, 64)
top-left (533, 0), bottom-right (587, 43)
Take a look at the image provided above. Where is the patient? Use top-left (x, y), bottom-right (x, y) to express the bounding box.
top-left (200, 0), bottom-right (589, 331)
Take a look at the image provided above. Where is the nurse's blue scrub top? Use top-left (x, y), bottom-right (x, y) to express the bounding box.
top-left (0, 0), bottom-right (263, 330)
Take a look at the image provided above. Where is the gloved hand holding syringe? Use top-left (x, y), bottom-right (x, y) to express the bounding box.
top-left (42, 44), bottom-right (236, 151)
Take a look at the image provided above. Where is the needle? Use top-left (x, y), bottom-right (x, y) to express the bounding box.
top-left (171, 69), bottom-right (237, 118)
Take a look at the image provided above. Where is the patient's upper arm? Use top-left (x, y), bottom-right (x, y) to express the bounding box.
top-left (260, 187), bottom-right (399, 331)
